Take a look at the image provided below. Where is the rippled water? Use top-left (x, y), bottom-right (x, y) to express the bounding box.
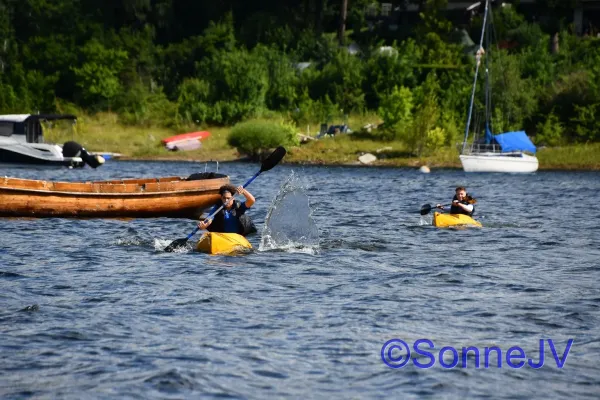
top-left (1, 161), bottom-right (599, 399)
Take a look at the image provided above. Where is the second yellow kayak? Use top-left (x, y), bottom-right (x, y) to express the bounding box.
top-left (195, 232), bottom-right (253, 255)
top-left (433, 212), bottom-right (482, 228)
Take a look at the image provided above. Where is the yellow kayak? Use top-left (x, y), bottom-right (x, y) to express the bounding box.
top-left (195, 232), bottom-right (253, 255)
top-left (433, 212), bottom-right (482, 228)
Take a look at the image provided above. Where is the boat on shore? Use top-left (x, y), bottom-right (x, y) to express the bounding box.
top-left (0, 172), bottom-right (229, 219)
top-left (162, 131), bottom-right (211, 151)
top-left (0, 114), bottom-right (105, 168)
top-left (433, 212), bottom-right (482, 228)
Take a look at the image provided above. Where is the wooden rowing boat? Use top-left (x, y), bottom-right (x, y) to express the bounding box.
top-left (0, 173), bottom-right (229, 219)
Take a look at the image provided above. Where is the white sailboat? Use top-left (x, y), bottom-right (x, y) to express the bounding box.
top-left (459, 0), bottom-right (539, 173)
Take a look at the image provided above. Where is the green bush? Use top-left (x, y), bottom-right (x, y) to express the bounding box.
top-left (228, 119), bottom-right (299, 159)
top-left (408, 93), bottom-right (440, 156)
top-left (377, 85), bottom-right (413, 140)
top-left (176, 78), bottom-right (214, 124)
top-left (363, 40), bottom-right (419, 109)
top-left (535, 111), bottom-right (564, 146)
top-left (292, 91), bottom-right (339, 126)
top-left (72, 39), bottom-right (128, 109)
top-left (191, 48), bottom-right (269, 124)
top-left (115, 82), bottom-right (177, 127)
top-left (571, 104), bottom-right (600, 142)
top-left (253, 45), bottom-right (299, 111)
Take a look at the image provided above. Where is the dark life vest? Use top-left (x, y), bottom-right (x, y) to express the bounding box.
top-left (207, 200), bottom-right (257, 236)
top-left (450, 195), bottom-right (474, 216)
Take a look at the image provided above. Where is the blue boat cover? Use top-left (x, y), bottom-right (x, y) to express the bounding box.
top-left (493, 131), bottom-right (537, 154)
top-left (484, 124), bottom-right (494, 144)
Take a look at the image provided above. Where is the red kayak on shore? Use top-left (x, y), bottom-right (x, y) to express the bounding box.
top-left (161, 131), bottom-right (211, 151)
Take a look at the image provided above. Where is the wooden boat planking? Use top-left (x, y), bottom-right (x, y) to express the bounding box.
top-left (0, 174), bottom-right (230, 219)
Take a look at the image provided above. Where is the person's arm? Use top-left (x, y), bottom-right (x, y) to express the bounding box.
top-left (237, 186), bottom-right (255, 208)
top-left (198, 204), bottom-right (219, 229)
top-left (453, 201), bottom-right (473, 213)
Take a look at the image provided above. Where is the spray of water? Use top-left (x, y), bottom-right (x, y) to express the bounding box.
top-left (259, 171), bottom-right (319, 253)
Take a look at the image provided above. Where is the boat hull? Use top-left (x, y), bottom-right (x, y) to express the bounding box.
top-left (433, 212), bottom-right (482, 228)
top-left (0, 145), bottom-right (84, 167)
top-left (196, 232), bottom-right (252, 255)
top-left (0, 175), bottom-right (229, 219)
top-left (162, 131), bottom-right (211, 151)
top-left (459, 153), bottom-right (538, 173)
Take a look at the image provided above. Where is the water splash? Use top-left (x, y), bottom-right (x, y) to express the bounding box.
top-left (419, 215), bottom-right (433, 226)
top-left (259, 171), bottom-right (319, 253)
top-left (114, 227), bottom-right (153, 247)
top-left (153, 238), bottom-right (193, 253)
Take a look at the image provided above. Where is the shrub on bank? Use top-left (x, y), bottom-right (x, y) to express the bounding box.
top-left (228, 119), bottom-right (299, 159)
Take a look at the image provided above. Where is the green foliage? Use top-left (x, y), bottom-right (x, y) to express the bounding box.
top-left (315, 49), bottom-right (365, 113)
top-left (199, 13), bottom-right (237, 56)
top-left (439, 111), bottom-right (461, 146)
top-left (0, 0), bottom-right (598, 147)
top-left (408, 93), bottom-right (441, 156)
top-left (417, 0), bottom-right (452, 38)
top-left (177, 48), bottom-right (269, 125)
top-left (72, 39), bottom-right (128, 108)
top-left (176, 78), bottom-right (213, 124)
top-left (363, 40), bottom-right (419, 109)
top-left (571, 104), bottom-right (600, 142)
top-left (228, 119), bottom-right (299, 159)
top-left (535, 111), bottom-right (564, 146)
top-left (292, 30), bottom-right (338, 65)
top-left (254, 45), bottom-right (299, 111)
top-left (491, 4), bottom-right (526, 39)
top-left (115, 83), bottom-right (177, 127)
top-left (377, 86), bottom-right (413, 140)
top-left (507, 22), bottom-right (548, 51)
top-left (292, 90), bottom-right (338, 126)
top-left (0, 81), bottom-right (20, 112)
top-left (489, 51), bottom-right (537, 131)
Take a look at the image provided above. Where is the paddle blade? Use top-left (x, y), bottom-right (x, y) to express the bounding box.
top-left (260, 146), bottom-right (286, 173)
top-left (164, 238), bottom-right (189, 252)
top-left (420, 204), bottom-right (433, 215)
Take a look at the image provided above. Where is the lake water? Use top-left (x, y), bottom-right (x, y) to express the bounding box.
top-left (1, 160), bottom-right (599, 399)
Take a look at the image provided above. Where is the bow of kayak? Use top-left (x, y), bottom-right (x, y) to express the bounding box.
top-left (196, 232), bottom-right (253, 255)
top-left (433, 212), bottom-right (482, 228)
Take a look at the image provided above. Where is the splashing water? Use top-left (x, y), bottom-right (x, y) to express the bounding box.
top-left (259, 171), bottom-right (319, 253)
top-left (419, 215), bottom-right (433, 226)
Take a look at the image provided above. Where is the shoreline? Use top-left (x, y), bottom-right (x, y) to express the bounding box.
top-left (113, 156), bottom-right (600, 172)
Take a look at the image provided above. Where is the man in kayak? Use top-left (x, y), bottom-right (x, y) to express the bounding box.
top-left (197, 184), bottom-right (257, 236)
top-left (437, 186), bottom-right (476, 216)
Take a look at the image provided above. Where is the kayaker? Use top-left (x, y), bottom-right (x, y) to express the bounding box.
top-left (437, 186), bottom-right (475, 216)
top-left (197, 184), bottom-right (257, 236)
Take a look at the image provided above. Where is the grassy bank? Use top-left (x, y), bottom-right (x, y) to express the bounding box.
top-left (43, 113), bottom-right (600, 171)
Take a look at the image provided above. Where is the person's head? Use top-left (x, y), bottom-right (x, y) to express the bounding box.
top-left (219, 185), bottom-right (237, 209)
top-left (455, 186), bottom-right (467, 201)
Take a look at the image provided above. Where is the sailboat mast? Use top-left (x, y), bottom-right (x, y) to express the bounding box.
top-left (461, 0), bottom-right (490, 154)
top-left (485, 4), bottom-right (491, 137)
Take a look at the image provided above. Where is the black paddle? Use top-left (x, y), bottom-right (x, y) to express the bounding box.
top-left (420, 203), bottom-right (451, 215)
top-left (164, 146), bottom-right (287, 252)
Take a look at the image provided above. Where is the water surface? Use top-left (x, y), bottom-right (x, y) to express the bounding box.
top-left (1, 161), bottom-right (599, 399)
